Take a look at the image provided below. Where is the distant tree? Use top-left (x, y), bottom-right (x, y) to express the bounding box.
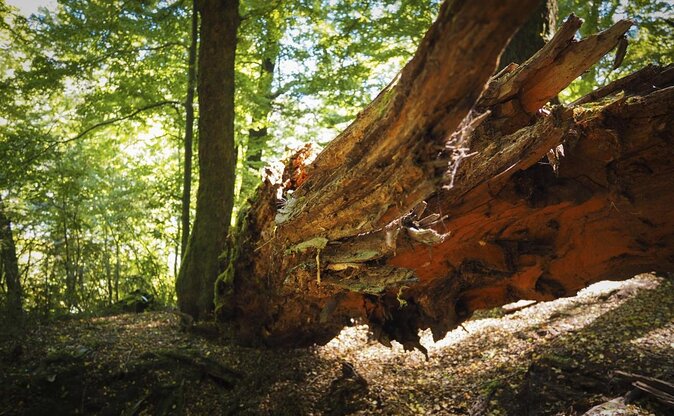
top-left (0, 195), bottom-right (22, 322)
top-left (236, 0), bottom-right (284, 203)
top-left (1, 0), bottom-right (191, 316)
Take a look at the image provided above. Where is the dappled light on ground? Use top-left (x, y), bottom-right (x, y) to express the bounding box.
top-left (313, 274), bottom-right (672, 414)
top-left (1, 274), bottom-right (671, 415)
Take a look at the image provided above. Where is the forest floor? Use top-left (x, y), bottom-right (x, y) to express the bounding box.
top-left (1, 273), bottom-right (672, 416)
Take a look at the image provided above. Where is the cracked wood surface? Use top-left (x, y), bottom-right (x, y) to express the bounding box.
top-left (275, 0), bottom-right (539, 244)
top-left (216, 1), bottom-right (674, 351)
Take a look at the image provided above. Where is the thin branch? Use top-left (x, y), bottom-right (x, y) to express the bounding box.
top-left (66, 42), bottom-right (187, 70)
top-left (62, 100), bottom-right (183, 145)
top-left (239, 0), bottom-right (282, 21)
top-left (22, 100), bottom-right (183, 168)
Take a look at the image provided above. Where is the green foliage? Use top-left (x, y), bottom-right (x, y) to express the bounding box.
top-left (1, 0), bottom-right (188, 316)
top-left (270, 0), bottom-right (439, 143)
top-left (1, 0), bottom-right (670, 318)
top-left (233, 0), bottom-right (440, 205)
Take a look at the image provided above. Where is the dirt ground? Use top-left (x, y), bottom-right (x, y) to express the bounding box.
top-left (1, 273), bottom-right (672, 415)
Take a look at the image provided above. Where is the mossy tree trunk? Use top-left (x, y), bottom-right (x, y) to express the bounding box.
top-left (177, 0), bottom-right (239, 320)
top-left (216, 0), bottom-right (674, 351)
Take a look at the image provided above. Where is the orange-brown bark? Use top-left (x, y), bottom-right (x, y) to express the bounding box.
top-left (216, 3), bottom-right (674, 352)
top-left (275, 0), bottom-right (540, 243)
top-left (391, 81), bottom-right (674, 343)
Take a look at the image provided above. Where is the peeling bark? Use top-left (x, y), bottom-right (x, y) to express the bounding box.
top-left (272, 0), bottom-right (541, 243)
top-left (216, 1), bottom-right (674, 351)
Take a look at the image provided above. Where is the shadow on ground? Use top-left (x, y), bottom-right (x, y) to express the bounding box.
top-left (485, 275), bottom-right (673, 415)
top-left (1, 274), bottom-right (672, 415)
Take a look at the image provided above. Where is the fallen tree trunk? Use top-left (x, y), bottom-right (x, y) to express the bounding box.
top-left (215, 0), bottom-right (674, 351)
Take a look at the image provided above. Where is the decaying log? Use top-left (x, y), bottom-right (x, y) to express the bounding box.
top-left (273, 0), bottom-right (541, 243)
top-left (613, 371), bottom-right (674, 407)
top-left (572, 64), bottom-right (674, 106)
top-left (215, 0), bottom-right (674, 351)
top-left (391, 82), bottom-right (674, 341)
top-left (141, 350), bottom-right (242, 388)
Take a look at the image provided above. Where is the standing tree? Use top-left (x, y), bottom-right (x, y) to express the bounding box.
top-left (238, 3), bottom-right (283, 203)
top-left (0, 195), bottom-right (22, 322)
top-left (1, 0), bottom-right (193, 316)
top-left (177, 0), bottom-right (240, 320)
top-left (212, 0), bottom-right (674, 351)
top-left (180, 0), bottom-right (198, 259)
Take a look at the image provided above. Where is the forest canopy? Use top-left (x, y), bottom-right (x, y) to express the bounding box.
top-left (1, 0), bottom-right (672, 321)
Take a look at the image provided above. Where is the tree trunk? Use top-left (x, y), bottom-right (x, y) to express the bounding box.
top-left (41, 254), bottom-right (50, 319)
top-left (0, 195), bottom-right (23, 321)
top-left (104, 232), bottom-right (113, 306)
top-left (217, 0), bottom-right (674, 352)
top-left (177, 0), bottom-right (239, 320)
top-left (499, 0), bottom-right (557, 70)
top-left (180, 0), bottom-right (198, 259)
top-left (74, 217), bottom-right (84, 304)
top-left (62, 206), bottom-right (77, 309)
top-left (241, 13), bottom-right (283, 203)
top-left (114, 240), bottom-right (120, 303)
top-left (105, 252), bottom-right (112, 306)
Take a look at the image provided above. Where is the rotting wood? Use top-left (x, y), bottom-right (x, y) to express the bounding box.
top-left (614, 370), bottom-right (674, 406)
top-left (482, 15), bottom-right (633, 113)
top-left (274, 0), bottom-right (541, 244)
top-left (571, 64), bottom-right (674, 106)
top-left (215, 0), bottom-right (674, 352)
top-left (141, 350), bottom-right (242, 388)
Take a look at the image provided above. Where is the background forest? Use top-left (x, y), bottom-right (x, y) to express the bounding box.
top-left (0, 0), bottom-right (672, 320)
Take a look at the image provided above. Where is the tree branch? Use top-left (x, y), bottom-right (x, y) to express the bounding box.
top-left (22, 100), bottom-right (183, 168)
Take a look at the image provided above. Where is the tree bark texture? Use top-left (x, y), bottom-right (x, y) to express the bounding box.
top-left (499, 0), bottom-right (557, 70)
top-left (180, 0), bottom-right (199, 259)
top-left (177, 0), bottom-right (239, 320)
top-left (61, 207), bottom-right (77, 309)
top-left (216, 0), bottom-right (674, 351)
top-left (0, 195), bottom-right (23, 321)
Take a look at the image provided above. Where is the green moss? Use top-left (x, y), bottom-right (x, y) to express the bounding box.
top-left (286, 237), bottom-right (329, 254)
top-left (543, 352), bottom-right (575, 367)
top-left (214, 204), bottom-right (251, 320)
top-left (326, 250), bottom-right (381, 263)
top-left (481, 379), bottom-right (503, 395)
top-left (325, 267), bottom-right (416, 295)
top-left (373, 80), bottom-right (397, 117)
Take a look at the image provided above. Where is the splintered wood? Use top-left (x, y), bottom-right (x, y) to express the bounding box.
top-left (218, 0), bottom-right (674, 351)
